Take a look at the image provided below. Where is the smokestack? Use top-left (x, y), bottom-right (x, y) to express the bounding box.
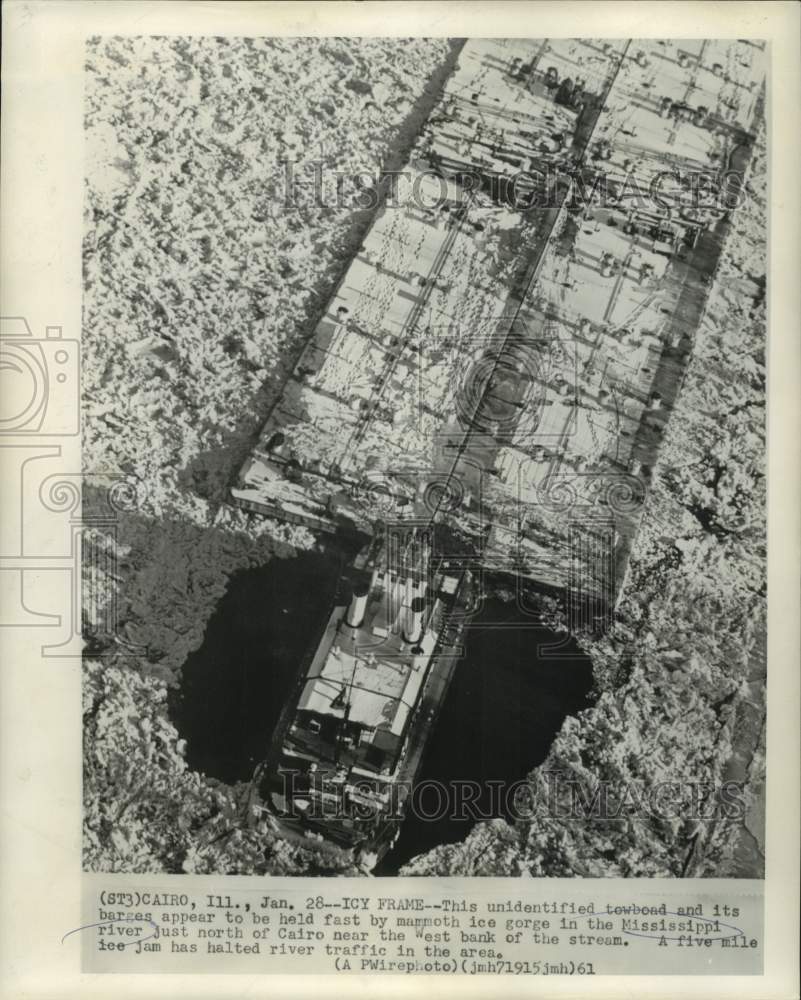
top-left (346, 582), bottom-right (369, 629)
top-left (387, 573), bottom-right (404, 630)
top-left (404, 597), bottom-right (426, 644)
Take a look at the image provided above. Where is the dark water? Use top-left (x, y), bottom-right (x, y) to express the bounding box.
top-left (169, 548), bottom-right (350, 783)
top-left (172, 555), bottom-right (593, 870)
top-left (374, 596), bottom-right (593, 874)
